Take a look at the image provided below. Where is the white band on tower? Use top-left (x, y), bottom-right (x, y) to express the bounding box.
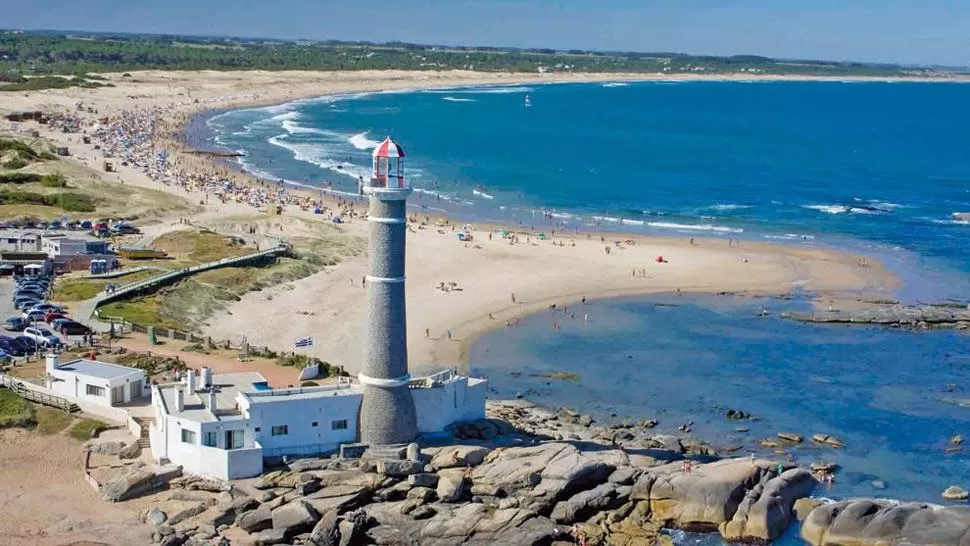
top-left (366, 275), bottom-right (405, 284)
top-left (368, 216), bottom-right (407, 224)
top-left (358, 373), bottom-right (411, 388)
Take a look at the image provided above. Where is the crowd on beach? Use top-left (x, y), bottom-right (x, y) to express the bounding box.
top-left (45, 104), bottom-right (366, 219)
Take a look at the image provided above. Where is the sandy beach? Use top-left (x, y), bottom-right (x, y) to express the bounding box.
top-left (0, 69), bottom-right (900, 376)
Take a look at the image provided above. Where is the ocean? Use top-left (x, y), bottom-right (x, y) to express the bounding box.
top-left (198, 81), bottom-right (970, 541)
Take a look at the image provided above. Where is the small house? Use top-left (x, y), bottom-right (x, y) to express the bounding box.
top-left (46, 354), bottom-right (148, 408)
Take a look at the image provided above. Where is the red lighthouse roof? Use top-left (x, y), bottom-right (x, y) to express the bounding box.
top-left (372, 137), bottom-right (405, 159)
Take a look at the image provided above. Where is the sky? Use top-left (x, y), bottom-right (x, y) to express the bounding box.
top-left (5, 0), bottom-right (970, 66)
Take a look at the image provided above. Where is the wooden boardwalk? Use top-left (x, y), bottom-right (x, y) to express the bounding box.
top-left (78, 244), bottom-right (291, 323)
top-left (0, 375), bottom-right (79, 413)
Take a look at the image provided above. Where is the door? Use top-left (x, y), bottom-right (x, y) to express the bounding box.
top-left (225, 429), bottom-right (243, 449)
top-left (111, 385), bottom-right (124, 404)
top-left (129, 379), bottom-right (142, 400)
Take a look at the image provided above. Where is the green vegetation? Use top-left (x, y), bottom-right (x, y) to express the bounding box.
top-left (0, 138), bottom-right (56, 170)
top-left (0, 74), bottom-right (110, 92)
top-left (53, 270), bottom-right (157, 301)
top-left (34, 406), bottom-right (73, 434)
top-left (69, 418), bottom-right (106, 440)
top-left (0, 172), bottom-right (66, 186)
top-left (276, 354), bottom-right (349, 377)
top-left (0, 31), bottom-right (938, 79)
top-left (2, 157), bottom-right (28, 170)
top-left (149, 229), bottom-right (250, 265)
top-left (0, 188), bottom-right (95, 212)
top-left (0, 388), bottom-right (35, 428)
top-left (301, 381), bottom-right (320, 387)
top-left (115, 352), bottom-right (187, 375)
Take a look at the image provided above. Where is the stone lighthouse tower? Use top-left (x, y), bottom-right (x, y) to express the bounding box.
top-left (358, 137), bottom-right (418, 446)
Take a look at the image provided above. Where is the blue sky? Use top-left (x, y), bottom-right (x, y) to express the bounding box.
top-left (6, 0), bottom-right (970, 66)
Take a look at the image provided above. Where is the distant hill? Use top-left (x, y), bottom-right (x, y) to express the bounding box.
top-left (0, 29), bottom-right (950, 82)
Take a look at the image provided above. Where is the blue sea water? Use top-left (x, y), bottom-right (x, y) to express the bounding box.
top-left (201, 82), bottom-right (970, 541)
top-left (202, 80), bottom-right (970, 301)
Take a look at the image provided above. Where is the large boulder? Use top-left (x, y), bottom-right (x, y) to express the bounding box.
top-left (430, 446), bottom-right (492, 469)
top-left (86, 440), bottom-right (127, 455)
top-left (436, 468), bottom-right (468, 503)
top-left (208, 496), bottom-right (259, 527)
top-left (100, 466), bottom-right (155, 502)
top-left (237, 504), bottom-right (274, 533)
top-left (470, 443), bottom-right (625, 511)
top-left (308, 509), bottom-right (340, 546)
top-left (377, 459), bottom-right (424, 477)
top-left (271, 500), bottom-right (320, 536)
top-left (632, 458), bottom-right (811, 541)
top-left (118, 441), bottom-right (142, 460)
top-left (366, 502), bottom-right (558, 545)
top-left (801, 500), bottom-right (970, 546)
top-left (719, 468), bottom-right (817, 541)
top-left (550, 482), bottom-right (624, 524)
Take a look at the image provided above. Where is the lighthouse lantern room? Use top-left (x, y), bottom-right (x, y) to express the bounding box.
top-left (370, 137), bottom-right (407, 190)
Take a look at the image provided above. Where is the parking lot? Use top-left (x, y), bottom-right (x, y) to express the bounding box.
top-left (0, 278), bottom-right (18, 320)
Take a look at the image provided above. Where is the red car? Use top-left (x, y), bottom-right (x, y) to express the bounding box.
top-left (45, 312), bottom-right (67, 323)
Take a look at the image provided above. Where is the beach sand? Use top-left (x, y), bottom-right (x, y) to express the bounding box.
top-left (0, 69), bottom-right (907, 544)
top-left (0, 69), bottom-right (900, 375)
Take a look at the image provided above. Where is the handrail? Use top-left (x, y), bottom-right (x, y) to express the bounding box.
top-left (90, 244), bottom-right (290, 308)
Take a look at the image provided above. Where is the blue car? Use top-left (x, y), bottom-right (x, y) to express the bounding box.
top-left (3, 317), bottom-right (27, 332)
top-left (11, 336), bottom-right (37, 355)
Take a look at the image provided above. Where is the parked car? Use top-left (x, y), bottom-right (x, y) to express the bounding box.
top-left (22, 309), bottom-right (47, 322)
top-left (14, 299), bottom-right (42, 311)
top-left (0, 336), bottom-right (23, 357)
top-left (11, 336), bottom-right (37, 355)
top-left (14, 289), bottom-right (44, 299)
top-left (50, 318), bottom-right (71, 332)
top-left (4, 317), bottom-right (28, 331)
top-left (23, 327), bottom-right (61, 348)
top-left (111, 222), bottom-right (140, 235)
top-left (44, 312), bottom-right (67, 323)
top-left (80, 220), bottom-right (93, 230)
top-left (59, 322), bottom-right (92, 336)
top-left (28, 303), bottom-right (62, 314)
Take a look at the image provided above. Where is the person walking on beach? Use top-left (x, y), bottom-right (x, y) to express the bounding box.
top-left (511, 293), bottom-right (516, 304)
top-left (447, 329), bottom-right (452, 340)
top-left (425, 328), bottom-right (430, 338)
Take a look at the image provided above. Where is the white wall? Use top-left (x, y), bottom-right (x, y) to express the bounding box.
top-left (413, 378), bottom-right (487, 434)
top-left (245, 393), bottom-right (362, 454)
top-left (48, 369), bottom-right (146, 407)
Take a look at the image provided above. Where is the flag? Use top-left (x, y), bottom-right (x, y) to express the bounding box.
top-left (295, 336), bottom-right (313, 348)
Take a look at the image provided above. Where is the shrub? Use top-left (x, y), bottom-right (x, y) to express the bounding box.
top-left (2, 157), bottom-right (28, 170)
top-left (40, 173), bottom-right (67, 188)
top-left (301, 381), bottom-right (319, 387)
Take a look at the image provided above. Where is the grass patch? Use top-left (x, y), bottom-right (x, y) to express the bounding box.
top-left (69, 418), bottom-right (106, 440)
top-left (538, 371), bottom-right (581, 382)
top-left (0, 388), bottom-right (36, 429)
top-left (2, 157), bottom-right (28, 170)
top-left (149, 229), bottom-right (251, 266)
top-left (0, 188), bottom-right (96, 212)
top-left (0, 75), bottom-right (110, 92)
top-left (34, 407), bottom-right (73, 434)
top-left (115, 352), bottom-right (187, 375)
top-left (53, 270), bottom-right (157, 301)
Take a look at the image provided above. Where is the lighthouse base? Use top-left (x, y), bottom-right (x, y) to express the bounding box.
top-left (359, 384), bottom-right (418, 447)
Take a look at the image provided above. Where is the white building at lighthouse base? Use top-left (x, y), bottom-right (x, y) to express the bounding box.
top-left (149, 368), bottom-right (486, 480)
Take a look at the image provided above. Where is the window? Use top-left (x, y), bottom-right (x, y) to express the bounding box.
top-left (202, 431), bottom-right (217, 447)
top-left (331, 419), bottom-right (348, 431)
top-left (271, 425), bottom-right (288, 436)
top-left (254, 427), bottom-right (261, 433)
top-left (181, 428), bottom-right (196, 444)
top-left (225, 430), bottom-right (244, 449)
top-left (85, 384), bottom-right (105, 397)
top-left (311, 422), bottom-right (318, 427)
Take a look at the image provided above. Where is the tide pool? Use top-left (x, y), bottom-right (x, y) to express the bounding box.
top-left (468, 294), bottom-right (970, 504)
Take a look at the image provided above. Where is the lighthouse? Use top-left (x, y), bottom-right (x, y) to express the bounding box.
top-left (358, 137), bottom-right (418, 447)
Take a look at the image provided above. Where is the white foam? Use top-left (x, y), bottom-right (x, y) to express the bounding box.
top-left (423, 86), bottom-right (533, 95)
top-left (706, 204), bottom-right (750, 212)
top-left (592, 216), bottom-right (621, 223)
top-left (472, 189), bottom-right (494, 200)
top-left (803, 204), bottom-right (849, 214)
top-left (271, 111), bottom-right (301, 122)
top-left (281, 119), bottom-right (330, 136)
top-left (648, 222), bottom-right (744, 233)
top-left (267, 135), bottom-right (369, 180)
top-left (442, 96), bottom-right (476, 103)
top-left (349, 132), bottom-right (381, 150)
top-left (602, 82), bottom-right (629, 88)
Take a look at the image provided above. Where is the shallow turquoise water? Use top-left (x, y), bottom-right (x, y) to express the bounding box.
top-left (469, 295), bottom-right (970, 505)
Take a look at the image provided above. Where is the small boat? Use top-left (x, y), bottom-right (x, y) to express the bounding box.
top-left (524, 94), bottom-right (532, 108)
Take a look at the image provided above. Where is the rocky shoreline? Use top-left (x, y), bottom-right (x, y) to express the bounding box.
top-left (91, 399), bottom-right (969, 546)
top-left (782, 303), bottom-right (970, 330)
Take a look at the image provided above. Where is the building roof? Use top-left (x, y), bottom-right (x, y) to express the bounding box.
top-left (372, 137), bottom-right (405, 159)
top-left (56, 358), bottom-right (144, 380)
top-left (158, 371), bottom-right (268, 423)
